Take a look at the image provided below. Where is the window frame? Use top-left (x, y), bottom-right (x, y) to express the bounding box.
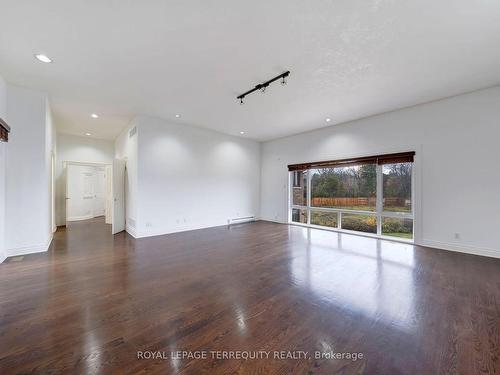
top-left (289, 161), bottom-right (415, 242)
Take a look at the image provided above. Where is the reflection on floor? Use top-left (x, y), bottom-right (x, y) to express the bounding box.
top-left (0, 219), bottom-right (499, 374)
top-left (290, 229), bottom-right (417, 332)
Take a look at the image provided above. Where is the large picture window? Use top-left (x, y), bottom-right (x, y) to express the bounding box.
top-left (311, 164), bottom-right (376, 211)
top-left (289, 152), bottom-right (415, 241)
top-left (383, 162), bottom-right (412, 213)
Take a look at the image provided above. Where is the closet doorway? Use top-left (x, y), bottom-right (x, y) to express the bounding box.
top-left (65, 162), bottom-right (112, 226)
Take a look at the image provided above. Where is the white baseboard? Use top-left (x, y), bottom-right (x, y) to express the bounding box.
top-left (136, 225), bottom-right (217, 239)
top-left (67, 214), bottom-right (93, 222)
top-left (419, 239), bottom-right (500, 259)
top-left (0, 254), bottom-right (6, 264)
top-left (6, 235), bottom-right (53, 258)
top-left (135, 220), bottom-right (258, 239)
top-left (126, 225), bottom-right (138, 238)
top-left (260, 218), bottom-right (285, 224)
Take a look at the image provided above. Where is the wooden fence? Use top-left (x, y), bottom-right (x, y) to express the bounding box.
top-left (311, 197), bottom-right (407, 207)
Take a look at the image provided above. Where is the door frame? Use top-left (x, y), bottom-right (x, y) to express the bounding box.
top-left (63, 161), bottom-right (112, 225)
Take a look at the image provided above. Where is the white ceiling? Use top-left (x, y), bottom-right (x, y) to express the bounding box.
top-left (1, 0), bottom-right (500, 141)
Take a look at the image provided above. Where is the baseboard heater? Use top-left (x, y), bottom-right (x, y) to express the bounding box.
top-left (227, 216), bottom-right (256, 226)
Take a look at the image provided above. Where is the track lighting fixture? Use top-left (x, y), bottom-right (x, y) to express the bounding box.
top-left (237, 71), bottom-right (290, 104)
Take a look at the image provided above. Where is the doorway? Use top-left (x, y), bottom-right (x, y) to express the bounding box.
top-left (66, 162), bottom-right (111, 224)
top-left (64, 160), bottom-right (126, 234)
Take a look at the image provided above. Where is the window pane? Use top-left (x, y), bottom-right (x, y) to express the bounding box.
top-left (382, 217), bottom-right (413, 239)
top-left (383, 162), bottom-right (412, 213)
top-left (311, 165), bottom-right (376, 211)
top-left (341, 213), bottom-right (377, 233)
top-left (292, 170), bottom-right (308, 206)
top-left (291, 208), bottom-right (308, 224)
top-left (310, 211), bottom-right (338, 228)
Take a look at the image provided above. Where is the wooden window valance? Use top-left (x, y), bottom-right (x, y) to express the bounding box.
top-left (288, 151), bottom-right (415, 171)
top-left (0, 117), bottom-right (10, 142)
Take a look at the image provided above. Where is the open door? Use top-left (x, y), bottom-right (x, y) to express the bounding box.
top-left (112, 159), bottom-right (126, 234)
top-left (93, 167), bottom-right (106, 217)
top-left (105, 165), bottom-right (112, 224)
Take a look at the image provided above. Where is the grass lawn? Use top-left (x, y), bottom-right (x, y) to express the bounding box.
top-left (382, 207), bottom-right (412, 213)
top-left (383, 232), bottom-right (413, 239)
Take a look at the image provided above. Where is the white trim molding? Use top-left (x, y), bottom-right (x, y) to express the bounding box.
top-left (6, 235), bottom-right (53, 258)
top-left (67, 214), bottom-right (93, 222)
top-left (126, 224), bottom-right (138, 238)
top-left (260, 217), bottom-right (285, 225)
top-left (135, 219), bottom-right (259, 239)
top-left (419, 240), bottom-right (500, 259)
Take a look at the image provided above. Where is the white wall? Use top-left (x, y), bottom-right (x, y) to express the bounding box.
top-left (4, 84), bottom-right (53, 256)
top-left (0, 75), bottom-right (6, 117)
top-left (261, 86), bottom-right (500, 258)
top-left (0, 74), bottom-right (7, 262)
top-left (55, 133), bottom-right (114, 225)
top-left (2, 79), bottom-right (497, 260)
top-left (45, 100), bottom-right (56, 233)
top-left (122, 116), bottom-right (261, 238)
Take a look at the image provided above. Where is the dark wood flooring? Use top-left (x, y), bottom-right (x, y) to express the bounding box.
top-left (1, 218), bottom-right (500, 374)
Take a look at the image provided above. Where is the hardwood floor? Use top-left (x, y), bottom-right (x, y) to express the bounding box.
top-left (1, 218), bottom-right (499, 374)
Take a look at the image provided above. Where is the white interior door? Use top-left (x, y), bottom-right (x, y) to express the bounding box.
top-left (66, 164), bottom-right (95, 221)
top-left (93, 167), bottom-right (106, 217)
top-left (105, 165), bottom-right (112, 224)
top-left (112, 159), bottom-right (126, 234)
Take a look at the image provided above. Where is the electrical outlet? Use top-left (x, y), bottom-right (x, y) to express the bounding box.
top-left (146, 222), bottom-right (152, 228)
top-left (454, 233), bottom-right (460, 240)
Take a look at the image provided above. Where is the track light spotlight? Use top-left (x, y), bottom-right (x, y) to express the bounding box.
top-left (240, 98), bottom-right (244, 105)
top-left (236, 71), bottom-right (290, 104)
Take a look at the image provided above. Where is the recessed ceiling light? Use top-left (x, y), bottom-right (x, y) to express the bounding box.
top-left (240, 131), bottom-right (245, 135)
top-left (34, 54), bottom-right (52, 63)
top-left (325, 118), bottom-right (332, 123)
top-left (85, 133), bottom-right (92, 136)
top-left (175, 114), bottom-right (181, 118)
top-left (91, 113), bottom-right (99, 118)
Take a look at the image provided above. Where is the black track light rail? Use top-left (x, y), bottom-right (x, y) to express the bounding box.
top-left (237, 71), bottom-right (290, 103)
